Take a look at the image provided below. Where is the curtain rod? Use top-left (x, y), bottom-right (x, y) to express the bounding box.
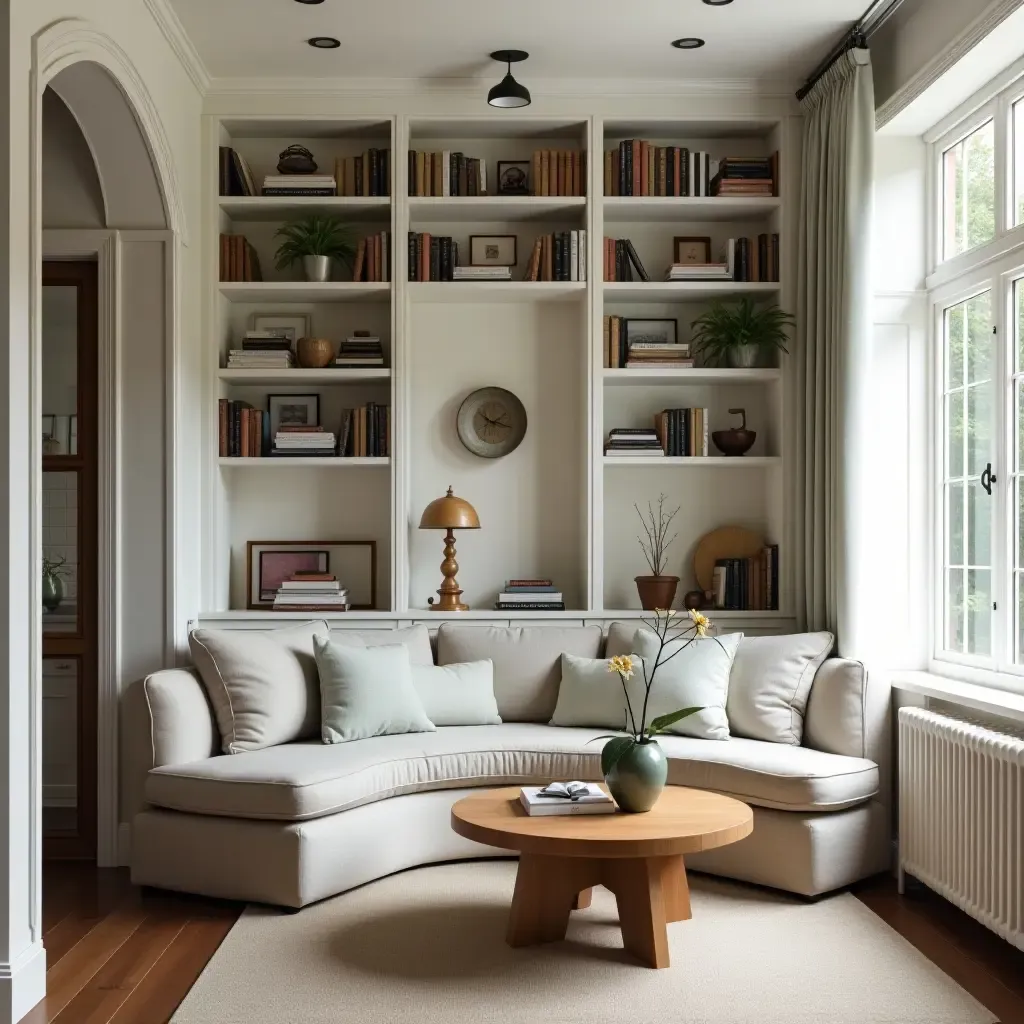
top-left (795, 0), bottom-right (908, 101)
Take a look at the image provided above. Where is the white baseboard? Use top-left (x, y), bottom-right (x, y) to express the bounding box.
top-left (117, 822), bottom-right (132, 867)
top-left (0, 942), bottom-right (45, 1024)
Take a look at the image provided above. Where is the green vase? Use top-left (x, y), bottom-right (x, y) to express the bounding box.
top-left (604, 738), bottom-right (668, 813)
top-left (42, 572), bottom-right (63, 613)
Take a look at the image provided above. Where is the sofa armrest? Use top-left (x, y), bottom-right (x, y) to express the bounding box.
top-left (120, 668), bottom-right (219, 824)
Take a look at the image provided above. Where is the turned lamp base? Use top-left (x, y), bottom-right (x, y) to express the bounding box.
top-left (428, 528), bottom-right (470, 612)
top-left (419, 487), bottom-right (480, 613)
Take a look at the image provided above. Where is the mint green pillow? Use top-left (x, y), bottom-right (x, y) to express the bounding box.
top-left (313, 636), bottom-right (435, 744)
top-left (549, 652), bottom-right (647, 730)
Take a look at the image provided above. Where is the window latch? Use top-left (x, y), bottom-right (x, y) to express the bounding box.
top-left (981, 463), bottom-right (997, 495)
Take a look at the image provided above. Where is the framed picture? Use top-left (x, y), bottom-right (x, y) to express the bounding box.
top-left (624, 318), bottom-right (678, 347)
top-left (673, 236), bottom-right (713, 266)
top-left (496, 160), bottom-right (530, 196)
top-left (469, 235), bottom-right (517, 267)
top-left (267, 393), bottom-right (320, 435)
top-left (250, 312), bottom-right (311, 343)
top-left (246, 540), bottom-right (378, 609)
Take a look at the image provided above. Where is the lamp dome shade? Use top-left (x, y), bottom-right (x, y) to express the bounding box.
top-left (488, 72), bottom-right (531, 108)
top-left (419, 487), bottom-right (481, 529)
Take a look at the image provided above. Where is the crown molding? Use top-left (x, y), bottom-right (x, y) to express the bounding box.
top-left (875, 0), bottom-right (1024, 129)
top-left (143, 0), bottom-right (210, 94)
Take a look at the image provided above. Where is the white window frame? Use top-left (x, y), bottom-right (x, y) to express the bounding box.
top-left (927, 63), bottom-right (1024, 694)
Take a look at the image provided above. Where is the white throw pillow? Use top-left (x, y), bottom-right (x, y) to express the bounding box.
top-left (629, 628), bottom-right (742, 741)
top-left (726, 631), bottom-right (834, 745)
top-left (328, 624), bottom-right (434, 665)
top-left (549, 652), bottom-right (646, 730)
top-left (411, 660), bottom-right (502, 726)
top-left (189, 621), bottom-right (328, 754)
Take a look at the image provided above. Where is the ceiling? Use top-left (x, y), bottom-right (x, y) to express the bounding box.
top-left (168, 0), bottom-right (865, 85)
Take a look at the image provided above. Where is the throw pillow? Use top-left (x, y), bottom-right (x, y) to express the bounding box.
top-left (549, 652), bottom-right (646, 730)
top-left (314, 636), bottom-right (435, 743)
top-left (726, 631), bottom-right (835, 745)
top-left (189, 620), bottom-right (328, 754)
top-left (410, 660), bottom-right (502, 726)
top-left (328, 624), bottom-right (434, 665)
top-left (628, 628), bottom-right (743, 741)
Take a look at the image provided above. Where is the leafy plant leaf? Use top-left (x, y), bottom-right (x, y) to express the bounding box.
top-left (601, 736), bottom-right (636, 776)
top-left (647, 707), bottom-right (703, 736)
top-left (690, 298), bottom-right (795, 366)
top-left (274, 215), bottom-right (356, 270)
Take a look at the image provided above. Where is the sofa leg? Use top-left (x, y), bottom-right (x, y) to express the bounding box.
top-left (280, 904), bottom-right (302, 914)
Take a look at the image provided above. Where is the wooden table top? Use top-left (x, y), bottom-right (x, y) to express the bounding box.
top-left (451, 786), bottom-right (753, 859)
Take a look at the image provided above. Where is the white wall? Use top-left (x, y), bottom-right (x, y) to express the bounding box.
top-left (42, 90), bottom-right (104, 229)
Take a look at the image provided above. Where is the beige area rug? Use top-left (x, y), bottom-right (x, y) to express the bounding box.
top-left (173, 861), bottom-right (993, 1024)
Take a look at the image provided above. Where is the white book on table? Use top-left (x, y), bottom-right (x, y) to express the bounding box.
top-left (519, 783), bottom-right (615, 816)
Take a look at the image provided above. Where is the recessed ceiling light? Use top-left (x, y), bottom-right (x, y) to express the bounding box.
top-left (308, 36), bottom-right (340, 48)
top-left (702, 0), bottom-right (734, 5)
top-left (671, 37), bottom-right (706, 49)
top-left (294, 0), bottom-right (325, 4)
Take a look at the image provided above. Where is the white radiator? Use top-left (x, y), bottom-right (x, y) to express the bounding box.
top-left (898, 706), bottom-right (1024, 951)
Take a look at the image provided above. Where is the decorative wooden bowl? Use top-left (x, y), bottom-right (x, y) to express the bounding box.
top-left (297, 337), bottom-right (334, 368)
top-left (711, 428), bottom-right (756, 457)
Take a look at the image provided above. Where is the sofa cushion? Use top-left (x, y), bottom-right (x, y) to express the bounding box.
top-left (411, 661), bottom-right (501, 727)
top-left (145, 723), bottom-right (879, 821)
top-left (436, 625), bottom-right (603, 722)
top-left (328, 624), bottom-right (433, 666)
top-left (549, 653), bottom-right (637, 729)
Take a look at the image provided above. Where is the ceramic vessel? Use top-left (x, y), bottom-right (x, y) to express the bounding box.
top-left (604, 739), bottom-right (668, 813)
top-left (727, 343), bottom-right (761, 368)
top-left (42, 573), bottom-right (63, 613)
top-left (297, 337), bottom-right (335, 369)
top-left (303, 255), bottom-right (331, 282)
top-left (634, 574), bottom-right (679, 611)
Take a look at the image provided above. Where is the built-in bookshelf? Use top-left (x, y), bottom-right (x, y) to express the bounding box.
top-left (202, 110), bottom-right (797, 626)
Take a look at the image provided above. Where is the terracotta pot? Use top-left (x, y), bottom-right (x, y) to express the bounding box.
top-left (634, 575), bottom-right (679, 611)
top-left (297, 337), bottom-right (335, 368)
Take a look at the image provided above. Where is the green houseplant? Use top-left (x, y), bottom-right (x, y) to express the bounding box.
top-left (690, 297), bottom-right (795, 368)
top-left (601, 608), bottom-right (723, 812)
top-left (274, 215), bottom-right (356, 282)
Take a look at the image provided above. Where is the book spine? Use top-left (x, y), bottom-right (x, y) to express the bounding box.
top-left (218, 399), bottom-right (228, 457)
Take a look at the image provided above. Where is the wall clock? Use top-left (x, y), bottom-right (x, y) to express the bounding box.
top-left (457, 386), bottom-right (527, 458)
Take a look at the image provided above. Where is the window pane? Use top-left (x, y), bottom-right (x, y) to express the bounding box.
top-left (947, 482), bottom-right (964, 565)
top-left (967, 568), bottom-right (992, 656)
top-left (967, 384), bottom-right (993, 477)
top-left (946, 568), bottom-right (965, 653)
top-left (946, 301), bottom-right (964, 389)
top-left (942, 120), bottom-right (995, 260)
top-left (967, 478), bottom-right (990, 565)
top-left (1018, 278), bottom-right (1024, 375)
top-left (1015, 99), bottom-right (1024, 227)
top-left (947, 391), bottom-right (964, 478)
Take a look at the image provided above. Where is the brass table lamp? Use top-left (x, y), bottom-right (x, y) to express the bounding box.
top-left (419, 486), bottom-right (480, 612)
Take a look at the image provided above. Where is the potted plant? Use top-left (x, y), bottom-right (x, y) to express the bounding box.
top-left (42, 555), bottom-right (69, 613)
top-left (690, 297), bottom-right (795, 368)
top-left (634, 494), bottom-right (679, 610)
top-left (274, 215), bottom-right (356, 283)
top-left (601, 608), bottom-right (722, 811)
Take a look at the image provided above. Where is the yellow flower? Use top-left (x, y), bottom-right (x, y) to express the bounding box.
top-left (689, 608), bottom-right (710, 638)
top-left (608, 654), bottom-right (635, 679)
top-left (655, 608), bottom-right (677, 618)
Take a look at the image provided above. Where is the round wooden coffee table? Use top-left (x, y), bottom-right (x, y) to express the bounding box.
top-left (451, 785), bottom-right (752, 969)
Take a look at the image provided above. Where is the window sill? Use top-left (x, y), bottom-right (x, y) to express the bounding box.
top-left (891, 671), bottom-right (1024, 726)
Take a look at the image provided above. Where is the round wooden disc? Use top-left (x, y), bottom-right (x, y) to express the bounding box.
top-left (451, 786), bottom-right (752, 859)
top-left (693, 525), bottom-right (765, 593)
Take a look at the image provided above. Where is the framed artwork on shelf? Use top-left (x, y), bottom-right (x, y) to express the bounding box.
top-left (496, 161), bottom-right (530, 196)
top-left (469, 235), bottom-right (517, 267)
top-left (246, 540), bottom-right (378, 610)
top-left (251, 312), bottom-right (311, 343)
top-left (267, 393), bottom-right (320, 436)
top-left (673, 236), bottom-right (713, 265)
top-left (624, 318), bottom-right (678, 347)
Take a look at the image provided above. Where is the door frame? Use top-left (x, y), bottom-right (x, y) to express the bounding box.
top-left (43, 230), bottom-right (120, 865)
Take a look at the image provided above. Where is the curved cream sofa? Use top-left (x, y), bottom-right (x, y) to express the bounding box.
top-left (122, 623), bottom-right (891, 908)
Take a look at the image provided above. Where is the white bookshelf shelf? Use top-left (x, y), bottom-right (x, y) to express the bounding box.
top-left (217, 368), bottom-right (391, 385)
top-left (409, 196), bottom-right (586, 223)
top-left (602, 368), bottom-right (781, 386)
top-left (217, 457), bottom-right (390, 468)
top-left (410, 281), bottom-right (586, 303)
top-left (219, 196), bottom-right (390, 222)
top-left (603, 196), bottom-right (781, 223)
top-left (218, 282), bottom-right (391, 303)
top-left (603, 456), bottom-right (781, 468)
top-left (603, 281), bottom-right (781, 303)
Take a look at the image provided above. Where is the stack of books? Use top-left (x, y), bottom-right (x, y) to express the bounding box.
top-left (603, 238), bottom-right (648, 281)
top-left (226, 332), bottom-right (295, 370)
top-left (523, 231), bottom-right (586, 282)
top-left (338, 404), bottom-right (389, 457)
top-left (334, 150), bottom-right (390, 196)
top-left (519, 783), bottom-right (614, 817)
top-left (711, 155), bottom-right (777, 198)
top-left (726, 235), bottom-right (780, 282)
top-left (655, 408), bottom-right (709, 457)
top-left (408, 152), bottom-right (486, 196)
top-left (262, 173), bottom-right (337, 197)
top-left (335, 335), bottom-right (384, 368)
top-left (665, 262), bottom-right (731, 282)
top-left (272, 425), bottom-right (336, 458)
top-left (529, 151), bottom-right (585, 196)
top-left (352, 232), bottom-right (391, 282)
top-left (495, 579), bottom-right (565, 612)
top-left (273, 572), bottom-right (350, 612)
top-left (604, 428), bottom-right (664, 457)
top-left (218, 147), bottom-right (257, 196)
top-left (453, 267), bottom-right (511, 282)
top-left (604, 142), bottom-right (712, 197)
top-left (218, 401), bottom-right (268, 458)
top-left (712, 545), bottom-right (779, 611)
top-left (625, 341), bottom-right (693, 370)
top-left (408, 234), bottom-right (457, 281)
top-left (219, 234), bottom-right (262, 282)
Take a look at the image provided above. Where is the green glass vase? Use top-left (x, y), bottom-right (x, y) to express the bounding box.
top-left (604, 738), bottom-right (667, 813)
top-left (42, 572), bottom-right (63, 613)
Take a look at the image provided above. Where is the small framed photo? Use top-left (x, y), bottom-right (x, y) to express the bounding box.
top-left (267, 394), bottom-right (320, 436)
top-left (673, 236), bottom-right (713, 266)
top-left (246, 539), bottom-right (378, 609)
top-left (251, 312), bottom-right (311, 343)
top-left (469, 235), bottom-right (517, 267)
top-left (624, 318), bottom-right (678, 347)
top-left (497, 160), bottom-right (531, 196)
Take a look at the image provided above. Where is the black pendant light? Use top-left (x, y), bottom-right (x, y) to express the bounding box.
top-left (487, 50), bottom-right (531, 108)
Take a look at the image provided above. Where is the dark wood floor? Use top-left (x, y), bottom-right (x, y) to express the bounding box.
top-left (25, 865), bottom-right (1024, 1023)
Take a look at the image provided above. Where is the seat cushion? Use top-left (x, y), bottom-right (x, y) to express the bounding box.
top-left (145, 724), bottom-right (879, 821)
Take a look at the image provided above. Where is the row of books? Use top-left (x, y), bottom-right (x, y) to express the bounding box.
top-left (335, 335), bottom-right (385, 368)
top-left (603, 316), bottom-right (693, 369)
top-left (605, 427), bottom-right (663, 457)
top-left (494, 579), bottom-right (565, 612)
top-left (408, 152), bottom-right (487, 197)
top-left (523, 231), bottom-right (587, 282)
top-left (603, 238), bottom-right (647, 282)
top-left (711, 156), bottom-right (777, 198)
top-left (712, 546), bottom-right (779, 611)
top-left (334, 150), bottom-right (391, 197)
top-left (339, 404), bottom-right (390, 458)
top-left (603, 235), bottom-right (781, 283)
top-left (226, 332), bottom-right (295, 370)
top-left (729, 235), bottom-right (780, 283)
top-left (218, 401), bottom-right (269, 458)
top-left (655, 408), bottom-right (710, 458)
top-left (219, 234), bottom-right (262, 282)
top-left (604, 143), bottom-right (714, 197)
top-left (273, 572), bottom-right (350, 611)
top-left (352, 233), bottom-right (391, 283)
top-left (529, 151), bottom-right (585, 197)
top-left (408, 233), bottom-right (459, 281)
top-left (273, 426), bottom-right (336, 457)
top-left (218, 147), bottom-right (257, 197)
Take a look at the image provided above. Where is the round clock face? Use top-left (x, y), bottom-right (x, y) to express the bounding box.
top-left (457, 386), bottom-right (527, 458)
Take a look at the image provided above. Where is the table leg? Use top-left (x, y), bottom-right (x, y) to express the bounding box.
top-left (507, 855), bottom-right (600, 947)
